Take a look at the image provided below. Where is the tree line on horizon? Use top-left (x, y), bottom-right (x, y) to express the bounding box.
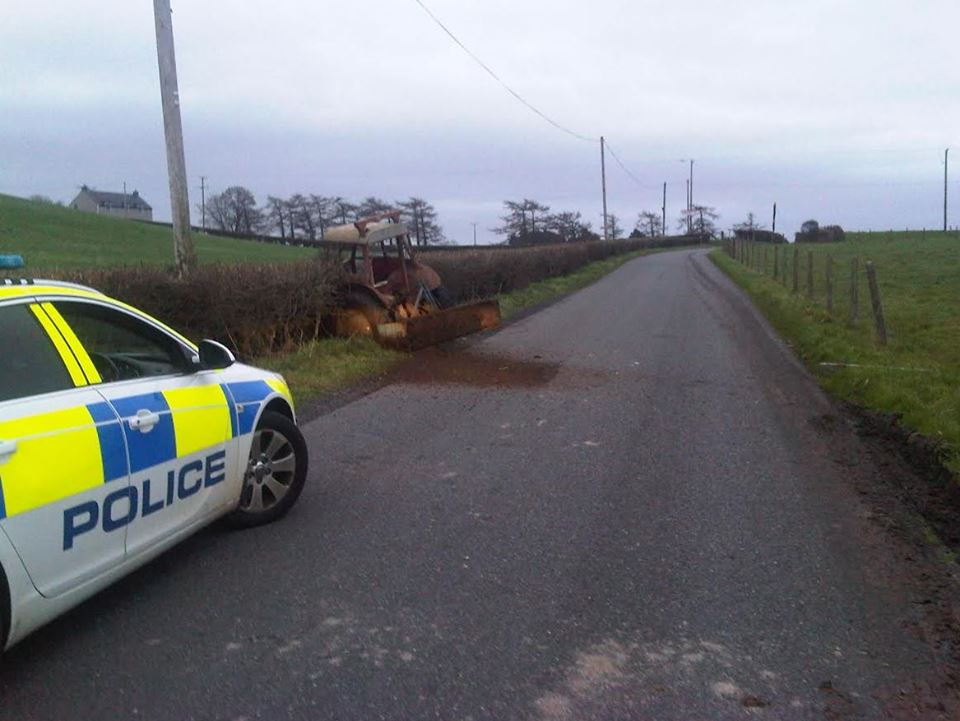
top-left (495, 199), bottom-right (722, 244)
top-left (200, 187), bottom-right (445, 246)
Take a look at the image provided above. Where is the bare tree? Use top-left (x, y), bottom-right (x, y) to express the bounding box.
top-left (678, 205), bottom-right (720, 237)
top-left (733, 212), bottom-right (764, 234)
top-left (494, 199), bottom-right (553, 240)
top-left (546, 210), bottom-right (591, 242)
top-left (397, 197), bottom-right (444, 246)
top-left (263, 196), bottom-right (288, 238)
top-left (286, 194), bottom-right (316, 239)
top-left (523, 199), bottom-right (551, 234)
top-left (329, 197), bottom-right (358, 225)
top-left (206, 186), bottom-right (262, 235)
top-left (605, 213), bottom-right (623, 240)
top-left (635, 211), bottom-right (662, 237)
top-left (310, 194), bottom-right (334, 240)
top-left (494, 200), bottom-right (528, 239)
top-left (356, 196), bottom-right (392, 218)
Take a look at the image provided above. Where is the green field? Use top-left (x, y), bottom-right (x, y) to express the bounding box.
top-left (712, 231), bottom-right (960, 474)
top-left (0, 193), bottom-right (314, 269)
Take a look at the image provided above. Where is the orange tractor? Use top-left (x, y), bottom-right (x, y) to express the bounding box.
top-left (321, 211), bottom-right (501, 350)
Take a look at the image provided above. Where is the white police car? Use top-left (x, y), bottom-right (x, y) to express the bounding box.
top-left (0, 279), bottom-right (309, 649)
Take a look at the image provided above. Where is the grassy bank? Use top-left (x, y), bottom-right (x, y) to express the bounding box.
top-left (0, 193), bottom-right (313, 268)
top-left (260, 247), bottom-right (690, 404)
top-left (711, 232), bottom-right (959, 474)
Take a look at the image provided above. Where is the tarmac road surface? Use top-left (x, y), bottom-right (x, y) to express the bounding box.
top-left (0, 249), bottom-right (954, 720)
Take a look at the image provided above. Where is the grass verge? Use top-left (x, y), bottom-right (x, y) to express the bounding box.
top-left (710, 240), bottom-right (959, 475)
top-left (260, 246), bottom-right (695, 404)
top-left (256, 337), bottom-right (405, 404)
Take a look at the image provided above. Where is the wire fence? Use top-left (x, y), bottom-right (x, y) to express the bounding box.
top-left (721, 238), bottom-right (889, 346)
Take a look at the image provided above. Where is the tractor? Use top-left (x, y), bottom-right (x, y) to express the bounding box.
top-left (320, 211), bottom-right (500, 350)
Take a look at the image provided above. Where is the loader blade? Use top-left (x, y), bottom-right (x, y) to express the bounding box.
top-left (375, 300), bottom-right (501, 351)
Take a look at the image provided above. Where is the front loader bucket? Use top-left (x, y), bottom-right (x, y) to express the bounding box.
top-left (375, 300), bottom-right (501, 351)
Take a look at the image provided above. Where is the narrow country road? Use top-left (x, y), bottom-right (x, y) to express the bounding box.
top-left (0, 249), bottom-right (953, 720)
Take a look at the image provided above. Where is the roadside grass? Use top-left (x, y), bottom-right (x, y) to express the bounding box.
top-left (710, 231), bottom-right (960, 474)
top-left (260, 246), bottom-right (698, 403)
top-left (255, 337), bottom-right (404, 403)
top-left (0, 193), bottom-right (314, 268)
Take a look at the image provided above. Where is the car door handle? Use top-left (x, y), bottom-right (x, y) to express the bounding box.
top-left (0, 439), bottom-right (17, 465)
top-left (128, 410), bottom-right (161, 433)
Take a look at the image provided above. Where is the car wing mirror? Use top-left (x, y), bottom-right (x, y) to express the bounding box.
top-left (197, 339), bottom-right (235, 371)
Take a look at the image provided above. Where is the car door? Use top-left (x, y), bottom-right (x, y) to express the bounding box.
top-left (0, 300), bottom-right (130, 598)
top-left (48, 298), bottom-right (237, 556)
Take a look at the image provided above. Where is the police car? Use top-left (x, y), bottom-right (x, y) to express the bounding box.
top-left (0, 278), bottom-right (309, 649)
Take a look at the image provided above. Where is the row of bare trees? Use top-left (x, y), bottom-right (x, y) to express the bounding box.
top-left (494, 200), bottom-right (599, 244)
top-left (495, 199), bottom-right (722, 244)
top-left (630, 206), bottom-right (720, 238)
top-left (200, 187), bottom-right (445, 245)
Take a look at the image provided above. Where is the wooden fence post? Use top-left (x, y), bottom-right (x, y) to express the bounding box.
top-left (792, 246), bottom-right (799, 293)
top-left (848, 256), bottom-right (859, 327)
top-left (773, 246), bottom-right (779, 280)
top-left (806, 251), bottom-right (814, 299)
top-left (763, 246), bottom-right (768, 275)
top-left (865, 261), bottom-right (888, 345)
top-left (826, 255), bottom-right (834, 314)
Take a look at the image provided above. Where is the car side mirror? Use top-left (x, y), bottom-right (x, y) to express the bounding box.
top-left (197, 339), bottom-right (235, 370)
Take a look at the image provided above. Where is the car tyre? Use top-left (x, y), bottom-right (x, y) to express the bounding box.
top-left (227, 411), bottom-right (308, 528)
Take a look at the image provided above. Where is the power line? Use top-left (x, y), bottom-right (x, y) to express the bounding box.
top-left (603, 140), bottom-right (659, 189)
top-left (409, 0), bottom-right (597, 144)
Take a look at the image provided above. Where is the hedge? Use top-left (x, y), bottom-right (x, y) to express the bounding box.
top-left (45, 236), bottom-right (701, 357)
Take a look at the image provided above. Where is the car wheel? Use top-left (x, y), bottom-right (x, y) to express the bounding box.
top-left (227, 411), bottom-right (308, 528)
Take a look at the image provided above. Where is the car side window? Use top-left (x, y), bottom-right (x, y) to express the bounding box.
top-left (0, 304), bottom-right (75, 402)
top-left (53, 301), bottom-right (192, 383)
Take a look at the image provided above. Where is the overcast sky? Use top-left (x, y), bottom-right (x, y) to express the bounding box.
top-left (2, 0), bottom-right (958, 243)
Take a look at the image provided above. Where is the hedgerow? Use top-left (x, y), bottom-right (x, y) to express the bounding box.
top-left (51, 236), bottom-right (700, 356)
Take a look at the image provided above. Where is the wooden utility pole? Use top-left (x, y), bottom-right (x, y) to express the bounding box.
top-left (772, 202), bottom-right (777, 234)
top-left (471, 222), bottom-right (478, 247)
top-left (600, 136), bottom-right (609, 240)
top-left (944, 148), bottom-right (950, 232)
top-left (200, 175), bottom-right (207, 232)
top-left (661, 182), bottom-right (666, 236)
top-left (685, 180), bottom-right (691, 233)
top-left (153, 0), bottom-right (196, 276)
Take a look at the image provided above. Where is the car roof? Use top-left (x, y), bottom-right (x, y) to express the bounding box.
top-left (0, 278), bottom-right (104, 301)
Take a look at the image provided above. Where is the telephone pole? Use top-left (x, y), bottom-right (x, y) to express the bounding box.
top-left (772, 202), bottom-right (777, 234)
top-left (661, 182), bottom-right (667, 236)
top-left (680, 159), bottom-right (695, 234)
top-left (200, 175), bottom-right (207, 232)
top-left (471, 222), bottom-right (478, 247)
top-left (944, 148), bottom-right (950, 232)
top-left (153, 0), bottom-right (196, 276)
top-left (600, 136), bottom-right (609, 240)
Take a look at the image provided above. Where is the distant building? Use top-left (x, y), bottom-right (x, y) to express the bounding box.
top-left (70, 185), bottom-right (153, 221)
